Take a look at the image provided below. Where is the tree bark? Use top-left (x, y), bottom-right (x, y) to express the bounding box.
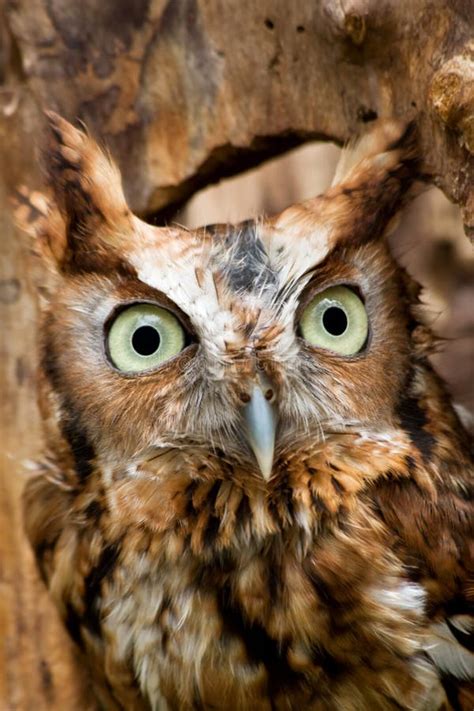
top-left (0, 1), bottom-right (472, 709)
top-left (2, 0), bottom-right (473, 228)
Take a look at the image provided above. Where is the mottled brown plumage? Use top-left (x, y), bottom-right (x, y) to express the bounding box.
top-left (16, 113), bottom-right (473, 710)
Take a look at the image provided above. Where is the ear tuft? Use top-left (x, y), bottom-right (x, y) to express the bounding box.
top-left (43, 111), bottom-right (129, 228)
top-left (322, 119), bottom-right (423, 245)
top-left (39, 111), bottom-right (132, 270)
top-left (332, 119), bottom-right (419, 188)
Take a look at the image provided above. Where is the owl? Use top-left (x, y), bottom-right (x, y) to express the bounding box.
top-left (15, 112), bottom-right (473, 711)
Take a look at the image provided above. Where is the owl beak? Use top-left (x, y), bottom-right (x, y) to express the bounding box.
top-left (242, 383), bottom-right (277, 481)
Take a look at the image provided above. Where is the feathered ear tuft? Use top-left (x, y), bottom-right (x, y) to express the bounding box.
top-left (271, 120), bottom-right (422, 250)
top-left (331, 119), bottom-right (419, 187)
top-left (37, 111), bottom-right (132, 271)
top-left (326, 119), bottom-right (422, 242)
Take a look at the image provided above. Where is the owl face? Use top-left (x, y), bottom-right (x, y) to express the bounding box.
top-left (29, 113), bottom-right (419, 489)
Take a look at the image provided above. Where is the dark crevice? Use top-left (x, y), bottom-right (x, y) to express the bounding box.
top-left (83, 540), bottom-right (122, 636)
top-left (357, 106), bottom-right (378, 123)
top-left (0, 9), bottom-right (28, 86)
top-left (216, 583), bottom-right (303, 698)
top-left (144, 131), bottom-right (340, 225)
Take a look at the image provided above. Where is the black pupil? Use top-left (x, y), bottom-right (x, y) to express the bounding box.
top-left (132, 325), bottom-right (161, 356)
top-left (322, 306), bottom-right (348, 336)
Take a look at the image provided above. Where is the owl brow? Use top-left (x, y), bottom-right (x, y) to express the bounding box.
top-left (297, 270), bottom-right (365, 313)
top-left (107, 277), bottom-right (196, 334)
top-left (273, 242), bottom-right (359, 309)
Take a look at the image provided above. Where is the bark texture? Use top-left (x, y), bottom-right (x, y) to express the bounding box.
top-left (0, 1), bottom-right (472, 709)
top-left (2, 0), bottom-right (474, 227)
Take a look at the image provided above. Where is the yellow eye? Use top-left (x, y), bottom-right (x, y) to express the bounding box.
top-left (299, 286), bottom-right (368, 356)
top-left (107, 304), bottom-right (185, 373)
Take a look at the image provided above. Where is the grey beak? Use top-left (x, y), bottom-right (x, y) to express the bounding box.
top-left (242, 383), bottom-right (277, 480)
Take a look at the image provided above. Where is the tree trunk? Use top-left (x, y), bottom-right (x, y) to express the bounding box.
top-left (0, 1), bottom-right (472, 708)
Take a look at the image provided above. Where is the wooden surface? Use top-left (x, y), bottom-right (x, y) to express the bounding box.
top-left (2, 0), bottom-right (473, 228)
top-left (0, 120), bottom-right (98, 706)
top-left (0, 1), bottom-right (473, 709)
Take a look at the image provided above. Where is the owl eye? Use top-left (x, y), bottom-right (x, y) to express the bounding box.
top-left (299, 286), bottom-right (368, 356)
top-left (107, 304), bottom-right (185, 373)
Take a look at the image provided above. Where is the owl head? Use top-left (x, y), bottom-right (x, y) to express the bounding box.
top-left (17, 113), bottom-right (425, 497)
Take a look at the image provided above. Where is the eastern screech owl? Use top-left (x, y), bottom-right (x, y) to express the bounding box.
top-left (16, 113), bottom-right (473, 711)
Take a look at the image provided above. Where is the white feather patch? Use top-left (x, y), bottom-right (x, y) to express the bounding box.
top-left (369, 580), bottom-right (426, 615)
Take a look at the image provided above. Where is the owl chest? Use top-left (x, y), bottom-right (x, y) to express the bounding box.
top-left (100, 536), bottom-right (433, 710)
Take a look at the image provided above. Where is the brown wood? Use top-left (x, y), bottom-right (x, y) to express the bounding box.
top-left (2, 0), bottom-right (473, 227)
top-left (0, 1), bottom-right (472, 708)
